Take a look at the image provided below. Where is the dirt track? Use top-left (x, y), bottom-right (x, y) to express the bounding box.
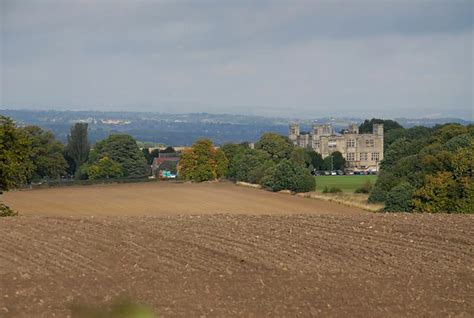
top-left (1, 183), bottom-right (473, 317)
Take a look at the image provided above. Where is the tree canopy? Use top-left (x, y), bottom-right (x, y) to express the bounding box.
top-left (358, 118), bottom-right (403, 134)
top-left (65, 123), bottom-right (90, 175)
top-left (221, 133), bottom-right (316, 193)
top-left (255, 133), bottom-right (293, 162)
top-left (220, 143), bottom-right (248, 179)
top-left (0, 116), bottom-right (32, 192)
top-left (86, 134), bottom-right (148, 178)
top-left (21, 126), bottom-right (67, 181)
top-left (369, 123), bottom-right (473, 213)
top-left (261, 159), bottom-right (315, 193)
top-left (178, 139), bottom-right (228, 182)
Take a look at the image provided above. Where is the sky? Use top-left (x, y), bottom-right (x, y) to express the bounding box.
top-left (1, 0), bottom-right (473, 119)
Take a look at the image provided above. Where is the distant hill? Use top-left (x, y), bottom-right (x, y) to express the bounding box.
top-left (1, 109), bottom-right (471, 146)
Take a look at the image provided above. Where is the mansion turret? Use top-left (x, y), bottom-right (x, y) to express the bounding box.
top-left (289, 123), bottom-right (384, 171)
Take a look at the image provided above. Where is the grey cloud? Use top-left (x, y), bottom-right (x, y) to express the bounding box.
top-left (1, 0), bottom-right (473, 119)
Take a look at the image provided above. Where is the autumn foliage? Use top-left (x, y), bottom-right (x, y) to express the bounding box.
top-left (178, 139), bottom-right (229, 182)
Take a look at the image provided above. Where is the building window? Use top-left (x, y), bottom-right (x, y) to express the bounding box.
top-left (347, 153), bottom-right (355, 161)
top-left (371, 152), bottom-right (380, 161)
top-left (360, 152), bottom-right (368, 161)
top-left (365, 139), bottom-right (374, 147)
top-left (313, 141), bottom-right (320, 148)
top-left (346, 139), bottom-right (355, 148)
top-left (328, 139), bottom-right (337, 149)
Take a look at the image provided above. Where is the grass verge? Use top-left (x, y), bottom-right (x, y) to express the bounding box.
top-left (297, 192), bottom-right (384, 212)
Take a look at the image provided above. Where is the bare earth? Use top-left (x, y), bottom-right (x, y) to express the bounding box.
top-left (0, 182), bottom-right (473, 317)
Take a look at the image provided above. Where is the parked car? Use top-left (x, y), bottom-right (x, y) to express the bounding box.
top-left (336, 170), bottom-right (344, 175)
top-left (331, 171), bottom-right (337, 176)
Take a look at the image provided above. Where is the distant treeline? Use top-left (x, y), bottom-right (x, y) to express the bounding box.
top-left (3, 109), bottom-right (471, 146)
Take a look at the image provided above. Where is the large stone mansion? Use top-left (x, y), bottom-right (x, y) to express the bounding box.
top-left (289, 123), bottom-right (384, 171)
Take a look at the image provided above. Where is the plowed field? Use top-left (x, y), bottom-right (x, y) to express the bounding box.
top-left (0, 182), bottom-right (472, 317)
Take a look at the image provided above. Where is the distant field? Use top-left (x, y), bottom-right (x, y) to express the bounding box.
top-left (315, 175), bottom-right (378, 192)
top-left (2, 181), bottom-right (362, 216)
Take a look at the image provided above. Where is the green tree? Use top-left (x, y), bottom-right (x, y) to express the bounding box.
top-left (381, 138), bottom-right (412, 169)
top-left (368, 171), bottom-right (399, 203)
top-left (21, 126), bottom-right (67, 181)
top-left (370, 123), bottom-right (473, 213)
top-left (255, 133), bottom-right (293, 161)
top-left (142, 148), bottom-right (152, 165)
top-left (322, 156), bottom-right (332, 171)
top-left (433, 124), bottom-right (468, 144)
top-left (321, 152), bottom-right (345, 171)
top-left (262, 159), bottom-right (315, 193)
top-left (234, 149), bottom-right (269, 182)
top-left (383, 128), bottom-right (406, 150)
top-left (450, 145), bottom-right (474, 212)
top-left (384, 182), bottom-right (415, 212)
top-left (444, 133), bottom-right (472, 152)
top-left (331, 151), bottom-right (345, 170)
top-left (248, 160), bottom-right (276, 185)
top-left (290, 147), bottom-right (310, 167)
top-left (221, 143), bottom-right (247, 179)
top-left (89, 134), bottom-right (148, 178)
top-left (87, 156), bottom-right (124, 180)
top-left (306, 148), bottom-right (324, 171)
top-left (65, 123), bottom-right (90, 175)
top-left (0, 116), bottom-right (32, 192)
top-left (215, 148), bottom-right (229, 178)
top-left (358, 118), bottom-right (403, 134)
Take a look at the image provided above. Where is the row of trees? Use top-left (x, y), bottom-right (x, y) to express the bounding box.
top-left (0, 116), bottom-right (152, 187)
top-left (178, 133), bottom-right (318, 193)
top-left (369, 123), bottom-right (473, 213)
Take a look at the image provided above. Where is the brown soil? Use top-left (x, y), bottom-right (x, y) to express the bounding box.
top-left (0, 183), bottom-right (473, 317)
top-left (1, 181), bottom-right (364, 216)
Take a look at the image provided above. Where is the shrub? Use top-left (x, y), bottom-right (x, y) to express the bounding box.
top-left (354, 180), bottom-right (373, 194)
top-left (368, 171), bottom-right (398, 203)
top-left (322, 186), bottom-right (342, 193)
top-left (294, 172), bottom-right (316, 193)
top-left (262, 159), bottom-right (315, 193)
top-left (384, 182), bottom-right (415, 212)
top-left (329, 186), bottom-right (342, 193)
top-left (0, 203), bottom-right (18, 217)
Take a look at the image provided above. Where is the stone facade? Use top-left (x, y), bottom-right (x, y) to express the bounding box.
top-left (289, 123), bottom-right (384, 171)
